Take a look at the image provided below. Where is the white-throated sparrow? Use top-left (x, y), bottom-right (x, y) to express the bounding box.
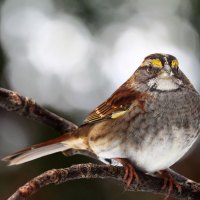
top-left (3, 53), bottom-right (200, 190)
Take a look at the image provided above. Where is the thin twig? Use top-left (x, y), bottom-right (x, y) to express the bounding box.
top-left (0, 87), bottom-right (77, 133)
top-left (7, 164), bottom-right (200, 200)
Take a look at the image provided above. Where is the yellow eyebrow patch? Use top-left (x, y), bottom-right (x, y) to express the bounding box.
top-left (151, 59), bottom-right (162, 68)
top-left (171, 59), bottom-right (179, 68)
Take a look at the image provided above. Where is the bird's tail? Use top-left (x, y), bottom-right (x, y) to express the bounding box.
top-left (2, 129), bottom-right (89, 166)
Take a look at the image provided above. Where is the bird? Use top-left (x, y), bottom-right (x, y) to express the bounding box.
top-left (2, 53), bottom-right (200, 193)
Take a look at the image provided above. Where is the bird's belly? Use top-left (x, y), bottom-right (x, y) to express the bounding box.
top-left (90, 135), bottom-right (127, 159)
top-left (127, 127), bottom-right (199, 172)
top-left (90, 125), bottom-right (199, 172)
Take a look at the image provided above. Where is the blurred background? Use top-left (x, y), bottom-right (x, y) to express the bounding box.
top-left (0, 0), bottom-right (200, 199)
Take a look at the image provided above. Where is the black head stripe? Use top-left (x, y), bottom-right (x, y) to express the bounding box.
top-left (166, 55), bottom-right (178, 66)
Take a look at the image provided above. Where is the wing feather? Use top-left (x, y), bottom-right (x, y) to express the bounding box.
top-left (83, 83), bottom-right (146, 124)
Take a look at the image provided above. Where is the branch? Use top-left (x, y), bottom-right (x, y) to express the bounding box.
top-left (0, 87), bottom-right (98, 159)
top-left (0, 87), bottom-right (77, 133)
top-left (7, 164), bottom-right (200, 200)
top-left (1, 87), bottom-right (200, 199)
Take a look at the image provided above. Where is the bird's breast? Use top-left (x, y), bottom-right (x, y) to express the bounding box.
top-left (88, 89), bottom-right (200, 172)
top-left (125, 89), bottom-right (200, 172)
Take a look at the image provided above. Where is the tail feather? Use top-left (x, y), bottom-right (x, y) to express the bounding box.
top-left (2, 143), bottom-right (67, 166)
top-left (2, 130), bottom-right (89, 166)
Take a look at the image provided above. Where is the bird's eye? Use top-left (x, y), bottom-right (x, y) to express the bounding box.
top-left (146, 66), bottom-right (160, 74)
top-left (147, 66), bottom-right (153, 73)
top-left (173, 65), bottom-right (180, 74)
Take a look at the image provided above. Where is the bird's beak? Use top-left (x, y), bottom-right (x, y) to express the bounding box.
top-left (159, 65), bottom-right (173, 78)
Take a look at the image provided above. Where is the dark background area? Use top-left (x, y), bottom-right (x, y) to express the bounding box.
top-left (0, 0), bottom-right (200, 200)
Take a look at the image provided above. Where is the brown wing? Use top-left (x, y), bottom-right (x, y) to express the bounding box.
top-left (83, 82), bottom-right (146, 125)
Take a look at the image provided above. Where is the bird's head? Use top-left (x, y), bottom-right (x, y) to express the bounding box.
top-left (133, 53), bottom-right (191, 91)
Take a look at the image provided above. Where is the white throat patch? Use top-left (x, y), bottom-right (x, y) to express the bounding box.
top-left (148, 77), bottom-right (182, 91)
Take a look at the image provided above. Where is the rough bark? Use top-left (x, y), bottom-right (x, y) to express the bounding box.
top-left (7, 164), bottom-right (200, 200)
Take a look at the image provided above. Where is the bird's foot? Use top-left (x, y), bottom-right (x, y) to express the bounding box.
top-left (114, 158), bottom-right (139, 188)
top-left (157, 170), bottom-right (182, 200)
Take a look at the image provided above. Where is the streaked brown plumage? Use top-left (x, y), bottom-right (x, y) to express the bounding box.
top-left (3, 54), bottom-right (200, 182)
